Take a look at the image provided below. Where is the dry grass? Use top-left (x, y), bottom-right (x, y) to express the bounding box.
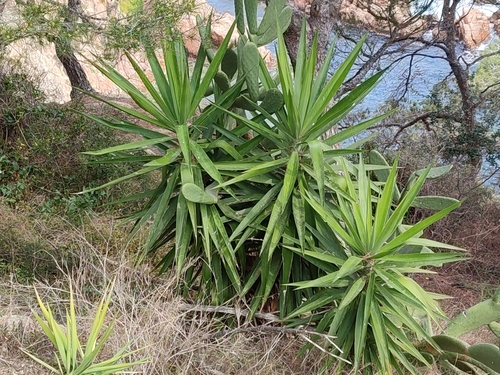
top-left (0, 204), bottom-right (339, 375)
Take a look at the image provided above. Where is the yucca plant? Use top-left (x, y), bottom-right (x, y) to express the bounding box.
top-left (82, 21), bottom-right (248, 304)
top-left (211, 24), bottom-right (388, 316)
top-left (82, 12), bottom-right (386, 315)
top-left (284, 156), bottom-right (465, 374)
top-left (23, 281), bottom-right (147, 374)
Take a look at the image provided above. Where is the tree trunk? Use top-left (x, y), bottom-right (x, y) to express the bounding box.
top-left (440, 0), bottom-right (481, 168)
top-left (54, 39), bottom-right (93, 99)
top-left (282, 0), bottom-right (340, 70)
top-left (56, 0), bottom-right (93, 99)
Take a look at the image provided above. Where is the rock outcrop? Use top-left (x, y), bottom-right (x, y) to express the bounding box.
top-left (458, 8), bottom-right (491, 49)
top-left (293, 0), bottom-right (313, 10)
top-left (294, 0), bottom-right (427, 37)
top-left (294, 0), bottom-right (496, 49)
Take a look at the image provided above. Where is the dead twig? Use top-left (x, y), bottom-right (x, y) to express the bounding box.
top-left (178, 303), bottom-right (280, 323)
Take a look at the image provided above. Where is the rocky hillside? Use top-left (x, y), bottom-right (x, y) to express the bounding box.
top-left (0, 0), bottom-right (271, 103)
top-left (1, 0), bottom-right (498, 103)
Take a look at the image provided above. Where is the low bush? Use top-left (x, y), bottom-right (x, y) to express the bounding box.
top-left (0, 69), bottom-right (152, 217)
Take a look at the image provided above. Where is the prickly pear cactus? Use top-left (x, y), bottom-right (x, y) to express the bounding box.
top-left (257, 5), bottom-right (293, 46)
top-left (422, 288), bottom-right (500, 374)
top-left (235, 0), bottom-right (292, 47)
top-left (234, 0), bottom-right (245, 34)
top-left (489, 322), bottom-right (500, 340)
top-left (369, 150), bottom-right (401, 201)
top-left (233, 95), bottom-right (255, 111)
top-left (221, 49), bottom-right (238, 79)
top-left (214, 71), bottom-right (231, 92)
top-left (427, 335), bottom-right (500, 374)
top-left (468, 344), bottom-right (500, 372)
top-left (209, 0), bottom-right (292, 117)
top-left (182, 183), bottom-right (218, 204)
top-left (244, 0), bottom-right (258, 34)
top-left (242, 42), bottom-right (260, 101)
top-left (257, 0), bottom-right (287, 36)
top-left (432, 335), bottom-right (469, 355)
top-left (412, 196), bottom-right (460, 210)
top-left (204, 84), bottom-right (214, 97)
top-left (260, 88), bottom-right (284, 114)
top-left (446, 292), bottom-right (500, 338)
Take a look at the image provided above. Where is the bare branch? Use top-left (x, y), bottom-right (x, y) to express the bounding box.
top-left (470, 48), bottom-right (500, 66)
top-left (375, 111), bottom-right (463, 142)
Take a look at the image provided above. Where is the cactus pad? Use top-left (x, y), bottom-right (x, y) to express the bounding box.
top-left (468, 343), bottom-right (500, 372)
top-left (221, 49), bottom-right (238, 79)
top-left (206, 48), bottom-right (215, 62)
top-left (204, 84), bottom-right (214, 97)
top-left (182, 183), bottom-right (217, 204)
top-left (369, 150), bottom-right (390, 182)
top-left (234, 0), bottom-right (245, 34)
top-left (369, 149), bottom-right (401, 201)
top-left (244, 0), bottom-right (258, 34)
top-left (488, 321), bottom-right (500, 339)
top-left (447, 298), bottom-right (500, 337)
top-left (412, 196), bottom-right (460, 210)
top-left (257, 0), bottom-right (288, 36)
top-left (257, 6), bottom-right (292, 46)
top-left (432, 335), bottom-right (469, 355)
top-left (214, 71), bottom-right (231, 92)
top-left (233, 95), bottom-right (255, 111)
top-left (260, 88), bottom-right (284, 114)
top-left (242, 42), bottom-right (260, 101)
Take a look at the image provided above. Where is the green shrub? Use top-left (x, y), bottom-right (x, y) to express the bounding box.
top-left (0, 70), bottom-right (151, 216)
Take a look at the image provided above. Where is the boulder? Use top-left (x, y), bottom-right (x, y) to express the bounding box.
top-left (339, 0), bottom-right (427, 35)
top-left (178, 0), bottom-right (213, 56)
top-left (340, 0), bottom-right (378, 30)
top-left (458, 8), bottom-right (490, 49)
top-left (210, 12), bottom-right (240, 46)
top-left (3, 38), bottom-right (72, 103)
